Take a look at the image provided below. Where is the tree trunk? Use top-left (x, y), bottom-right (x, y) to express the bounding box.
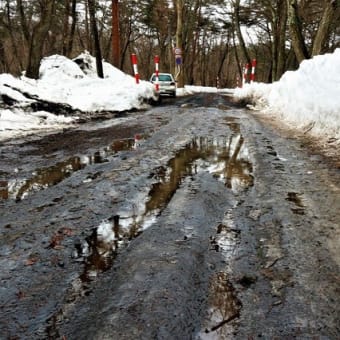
top-left (120, 21), bottom-right (133, 71)
top-left (84, 0), bottom-right (92, 52)
top-left (0, 35), bottom-right (8, 73)
top-left (312, 0), bottom-right (339, 56)
top-left (62, 0), bottom-right (77, 57)
top-left (25, 0), bottom-right (56, 79)
top-left (233, 0), bottom-right (251, 65)
top-left (270, 0), bottom-right (287, 81)
top-left (112, 0), bottom-right (120, 68)
top-left (62, 0), bottom-right (70, 55)
top-left (175, 0), bottom-right (184, 87)
top-left (276, 0), bottom-right (287, 80)
top-left (185, 0), bottom-right (202, 85)
top-left (232, 29), bottom-right (242, 83)
top-left (16, 0), bottom-right (30, 43)
top-left (217, 32), bottom-right (231, 82)
top-left (2, 2), bottom-right (23, 73)
top-left (88, 0), bottom-right (104, 78)
top-left (287, 0), bottom-right (309, 63)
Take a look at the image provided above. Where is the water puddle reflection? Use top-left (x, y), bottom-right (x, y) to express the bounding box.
top-left (197, 272), bottom-right (242, 338)
top-left (148, 135), bottom-right (253, 209)
top-left (78, 216), bottom-right (120, 282)
top-left (79, 135), bottom-right (253, 281)
top-left (0, 138), bottom-right (136, 201)
top-left (44, 133), bottom-right (252, 335)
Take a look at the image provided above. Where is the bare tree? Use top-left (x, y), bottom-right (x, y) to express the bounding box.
top-left (232, 0), bottom-right (251, 65)
top-left (287, 0), bottom-right (309, 62)
top-left (112, 0), bottom-right (120, 68)
top-left (312, 0), bottom-right (340, 56)
top-left (175, 0), bottom-right (184, 87)
top-left (1, 0), bottom-right (338, 83)
top-left (16, 0), bottom-right (57, 78)
top-left (62, 0), bottom-right (77, 57)
top-left (88, 0), bottom-right (104, 78)
top-left (262, 0), bottom-right (288, 81)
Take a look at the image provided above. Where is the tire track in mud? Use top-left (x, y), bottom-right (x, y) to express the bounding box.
top-left (46, 122), bottom-right (253, 339)
top-left (227, 116), bottom-right (340, 338)
top-left (59, 172), bottom-right (241, 339)
top-left (1, 94), bottom-right (339, 339)
top-left (0, 96), bottom-right (251, 339)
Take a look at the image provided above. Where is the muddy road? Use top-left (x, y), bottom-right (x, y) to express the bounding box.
top-left (0, 93), bottom-right (339, 339)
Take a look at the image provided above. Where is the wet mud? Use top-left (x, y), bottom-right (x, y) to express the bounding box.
top-left (0, 93), bottom-right (339, 339)
top-left (1, 138), bottom-right (136, 201)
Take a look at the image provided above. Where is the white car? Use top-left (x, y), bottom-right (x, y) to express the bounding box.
top-left (150, 73), bottom-right (176, 97)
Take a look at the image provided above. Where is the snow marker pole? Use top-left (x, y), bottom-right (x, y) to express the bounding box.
top-left (134, 134), bottom-right (142, 148)
top-left (242, 63), bottom-right (249, 87)
top-left (131, 54), bottom-right (139, 84)
top-left (250, 59), bottom-right (257, 83)
top-left (154, 55), bottom-right (160, 92)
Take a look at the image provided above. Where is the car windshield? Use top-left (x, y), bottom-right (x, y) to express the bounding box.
top-left (158, 74), bottom-right (172, 81)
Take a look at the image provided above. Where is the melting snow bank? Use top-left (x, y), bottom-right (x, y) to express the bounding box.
top-left (0, 52), bottom-right (157, 140)
top-left (234, 49), bottom-right (340, 146)
top-left (0, 109), bottom-right (74, 131)
top-left (177, 85), bottom-right (234, 96)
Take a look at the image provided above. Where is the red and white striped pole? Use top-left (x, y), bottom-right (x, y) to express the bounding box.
top-left (130, 53), bottom-right (139, 84)
top-left (134, 134), bottom-right (142, 148)
top-left (154, 55), bottom-right (160, 92)
top-left (242, 63), bottom-right (249, 87)
top-left (250, 59), bottom-right (257, 83)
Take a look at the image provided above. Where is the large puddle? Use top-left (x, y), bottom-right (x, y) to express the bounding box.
top-left (0, 138), bottom-right (136, 201)
top-left (44, 132), bottom-right (253, 336)
top-left (79, 134), bottom-right (253, 281)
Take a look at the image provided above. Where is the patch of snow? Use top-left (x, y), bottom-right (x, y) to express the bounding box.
top-left (234, 48), bottom-right (340, 144)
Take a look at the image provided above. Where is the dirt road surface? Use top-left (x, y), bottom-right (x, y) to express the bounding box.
top-left (0, 93), bottom-right (339, 339)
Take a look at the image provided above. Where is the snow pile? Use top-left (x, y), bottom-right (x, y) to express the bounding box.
top-left (177, 85), bottom-right (233, 96)
top-left (0, 109), bottom-right (74, 132)
top-left (178, 86), bottom-right (218, 95)
top-left (0, 70), bottom-right (74, 136)
top-left (234, 49), bottom-right (340, 143)
top-left (38, 52), bottom-right (157, 112)
top-left (0, 52), bottom-right (157, 140)
top-left (1, 52), bottom-right (157, 112)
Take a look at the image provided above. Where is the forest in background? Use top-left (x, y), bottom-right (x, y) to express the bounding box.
top-left (0, 0), bottom-right (339, 88)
